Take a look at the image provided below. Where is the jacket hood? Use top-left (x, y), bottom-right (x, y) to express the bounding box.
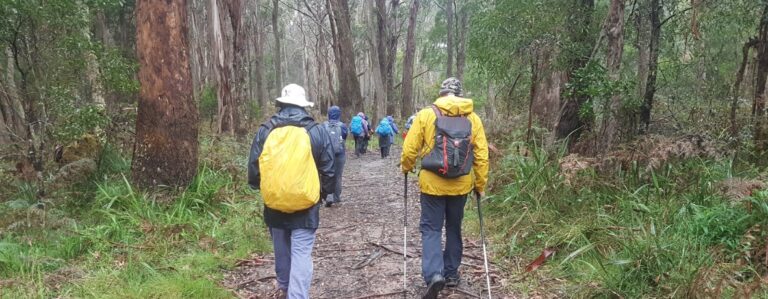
top-left (433, 95), bottom-right (474, 116)
top-left (272, 105), bottom-right (314, 126)
top-left (328, 106), bottom-right (341, 121)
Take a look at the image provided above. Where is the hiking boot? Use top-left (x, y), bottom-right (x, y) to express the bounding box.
top-left (324, 201), bottom-right (333, 207)
top-left (445, 276), bottom-right (460, 288)
top-left (422, 274), bottom-right (445, 299)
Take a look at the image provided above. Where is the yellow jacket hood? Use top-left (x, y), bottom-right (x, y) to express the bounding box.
top-left (433, 95), bottom-right (474, 116)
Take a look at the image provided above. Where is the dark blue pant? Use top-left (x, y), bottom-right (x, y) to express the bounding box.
top-left (330, 153), bottom-right (345, 202)
top-left (420, 193), bottom-right (467, 283)
top-left (354, 136), bottom-right (365, 156)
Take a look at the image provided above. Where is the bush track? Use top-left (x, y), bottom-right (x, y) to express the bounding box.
top-left (223, 146), bottom-right (515, 298)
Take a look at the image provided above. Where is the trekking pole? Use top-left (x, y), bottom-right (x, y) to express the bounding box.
top-left (402, 173), bottom-right (408, 298)
top-left (475, 192), bottom-right (493, 299)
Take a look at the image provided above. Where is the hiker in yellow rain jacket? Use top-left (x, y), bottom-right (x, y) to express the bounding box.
top-left (400, 77), bottom-right (489, 299)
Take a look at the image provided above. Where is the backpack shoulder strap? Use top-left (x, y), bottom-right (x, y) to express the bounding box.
top-left (431, 105), bottom-right (443, 117)
top-left (260, 118), bottom-right (277, 135)
top-left (304, 121), bottom-right (318, 132)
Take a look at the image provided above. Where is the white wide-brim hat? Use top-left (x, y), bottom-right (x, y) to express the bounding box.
top-left (275, 84), bottom-right (314, 108)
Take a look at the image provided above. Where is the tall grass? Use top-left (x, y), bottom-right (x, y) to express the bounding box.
top-left (483, 144), bottom-right (768, 297)
top-left (0, 141), bottom-right (270, 298)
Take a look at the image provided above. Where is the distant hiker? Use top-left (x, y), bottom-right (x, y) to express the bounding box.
top-left (403, 113), bottom-right (416, 139)
top-left (350, 112), bottom-right (369, 157)
top-left (324, 106), bottom-right (348, 207)
top-left (248, 84), bottom-right (336, 299)
top-left (376, 117), bottom-right (394, 158)
top-left (387, 115), bottom-right (399, 145)
top-left (362, 114), bottom-right (372, 154)
top-left (400, 77), bottom-right (489, 299)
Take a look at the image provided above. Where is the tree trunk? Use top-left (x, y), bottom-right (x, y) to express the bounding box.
top-left (400, 0), bottom-right (419, 119)
top-left (272, 0), bottom-right (282, 94)
top-left (731, 39), bottom-right (757, 142)
top-left (78, 3), bottom-right (106, 109)
top-left (627, 0), bottom-right (651, 134)
top-left (373, 0), bottom-right (388, 120)
top-left (211, 0), bottom-right (244, 136)
top-left (456, 8), bottom-right (469, 82)
top-left (533, 44), bottom-right (566, 134)
top-left (600, 0), bottom-right (625, 152)
top-left (639, 0), bottom-right (661, 133)
top-left (384, 0), bottom-right (400, 117)
top-left (252, 0), bottom-right (267, 114)
top-left (445, 0), bottom-right (454, 78)
top-left (367, 0), bottom-right (387, 120)
top-left (328, 0), bottom-right (363, 120)
top-left (754, 4), bottom-right (768, 152)
top-left (555, 0), bottom-right (594, 143)
top-left (2, 47), bottom-right (26, 141)
top-left (133, 0), bottom-right (199, 188)
top-left (485, 83), bottom-right (497, 123)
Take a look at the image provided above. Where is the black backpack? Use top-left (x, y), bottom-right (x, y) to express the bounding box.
top-left (421, 106), bottom-right (474, 178)
top-left (324, 121), bottom-right (345, 155)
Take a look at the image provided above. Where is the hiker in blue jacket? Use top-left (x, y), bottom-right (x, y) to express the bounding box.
top-left (323, 106), bottom-right (348, 207)
top-left (350, 112), bottom-right (369, 157)
top-left (387, 115), bottom-right (399, 145)
top-left (376, 116), bottom-right (396, 158)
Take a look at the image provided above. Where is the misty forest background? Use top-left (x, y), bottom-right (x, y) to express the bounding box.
top-left (3, 0), bottom-right (768, 297)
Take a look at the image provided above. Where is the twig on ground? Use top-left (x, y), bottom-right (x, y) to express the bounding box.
top-left (351, 248), bottom-right (385, 269)
top-left (350, 290), bottom-right (407, 299)
top-left (453, 288), bottom-right (481, 298)
top-left (235, 275), bottom-right (275, 290)
top-left (315, 247), bottom-right (367, 253)
top-left (463, 253), bottom-right (498, 265)
top-left (368, 241), bottom-right (418, 258)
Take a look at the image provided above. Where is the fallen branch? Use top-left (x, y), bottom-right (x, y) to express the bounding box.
top-left (368, 241), bottom-right (417, 258)
top-left (453, 288), bottom-right (481, 298)
top-left (351, 248), bottom-right (385, 270)
top-left (235, 275), bottom-right (275, 290)
top-left (351, 290), bottom-right (407, 299)
top-left (463, 253), bottom-right (498, 265)
top-left (315, 247), bottom-right (367, 253)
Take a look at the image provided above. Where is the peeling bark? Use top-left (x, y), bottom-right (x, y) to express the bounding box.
top-left (210, 0), bottom-right (245, 136)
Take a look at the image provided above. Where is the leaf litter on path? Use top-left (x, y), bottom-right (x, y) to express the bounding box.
top-left (223, 147), bottom-right (518, 298)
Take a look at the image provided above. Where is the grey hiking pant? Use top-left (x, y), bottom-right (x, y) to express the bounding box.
top-left (420, 193), bottom-right (467, 283)
top-left (330, 153), bottom-right (346, 202)
top-left (270, 227), bottom-right (317, 299)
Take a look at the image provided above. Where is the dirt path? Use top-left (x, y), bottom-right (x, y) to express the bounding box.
top-left (224, 146), bottom-right (513, 298)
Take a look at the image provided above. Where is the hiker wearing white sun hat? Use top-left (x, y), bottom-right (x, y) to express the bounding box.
top-left (275, 83), bottom-right (315, 108)
top-left (249, 83), bottom-right (335, 299)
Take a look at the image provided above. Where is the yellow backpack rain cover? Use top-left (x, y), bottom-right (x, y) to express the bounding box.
top-left (259, 125), bottom-right (320, 213)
